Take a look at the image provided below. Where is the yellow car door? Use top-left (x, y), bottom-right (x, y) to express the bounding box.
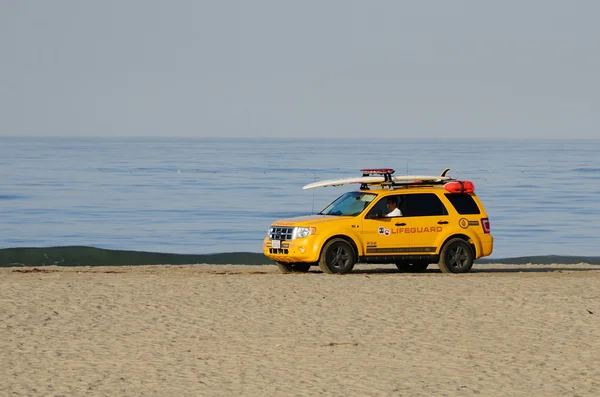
top-left (361, 194), bottom-right (410, 256)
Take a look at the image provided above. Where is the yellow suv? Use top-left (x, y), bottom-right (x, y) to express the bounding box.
top-left (263, 168), bottom-right (493, 274)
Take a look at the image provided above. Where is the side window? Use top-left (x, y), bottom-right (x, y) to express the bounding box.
top-left (444, 194), bottom-right (481, 214)
top-left (404, 193), bottom-right (447, 217)
top-left (366, 195), bottom-right (405, 218)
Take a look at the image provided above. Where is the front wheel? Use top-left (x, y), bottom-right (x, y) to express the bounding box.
top-left (276, 262), bottom-right (312, 273)
top-left (395, 261), bottom-right (429, 272)
top-left (318, 238), bottom-right (356, 274)
top-left (438, 238), bottom-right (474, 273)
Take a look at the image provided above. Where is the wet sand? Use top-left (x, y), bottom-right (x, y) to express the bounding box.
top-left (1, 263), bottom-right (599, 396)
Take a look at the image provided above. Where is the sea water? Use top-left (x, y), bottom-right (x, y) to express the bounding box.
top-left (1, 137), bottom-right (599, 260)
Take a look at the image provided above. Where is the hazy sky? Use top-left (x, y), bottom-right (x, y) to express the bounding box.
top-left (1, 1), bottom-right (598, 139)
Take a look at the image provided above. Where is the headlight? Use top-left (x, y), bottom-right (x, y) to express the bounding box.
top-left (293, 227), bottom-right (316, 239)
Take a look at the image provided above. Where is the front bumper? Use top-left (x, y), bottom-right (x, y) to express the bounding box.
top-left (263, 237), bottom-right (321, 263)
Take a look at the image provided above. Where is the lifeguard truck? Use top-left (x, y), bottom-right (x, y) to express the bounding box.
top-left (263, 168), bottom-right (493, 274)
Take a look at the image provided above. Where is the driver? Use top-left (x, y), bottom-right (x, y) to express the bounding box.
top-left (386, 197), bottom-right (402, 217)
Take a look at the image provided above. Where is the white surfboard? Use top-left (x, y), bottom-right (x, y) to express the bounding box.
top-left (302, 174), bottom-right (452, 190)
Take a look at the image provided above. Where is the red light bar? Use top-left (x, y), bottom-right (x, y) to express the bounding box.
top-left (360, 168), bottom-right (395, 175)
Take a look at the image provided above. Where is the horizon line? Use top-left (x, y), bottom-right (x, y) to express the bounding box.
top-left (1, 135), bottom-right (597, 141)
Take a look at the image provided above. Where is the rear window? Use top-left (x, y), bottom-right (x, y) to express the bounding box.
top-left (404, 193), bottom-right (448, 216)
top-left (444, 194), bottom-right (481, 215)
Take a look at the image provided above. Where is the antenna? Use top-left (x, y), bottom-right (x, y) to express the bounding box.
top-left (312, 173), bottom-right (316, 214)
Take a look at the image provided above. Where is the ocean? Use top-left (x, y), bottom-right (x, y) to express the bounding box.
top-left (1, 136), bottom-right (599, 265)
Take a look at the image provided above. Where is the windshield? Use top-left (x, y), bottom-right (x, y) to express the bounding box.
top-left (319, 191), bottom-right (377, 216)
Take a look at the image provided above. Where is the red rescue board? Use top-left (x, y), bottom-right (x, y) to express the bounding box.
top-left (444, 180), bottom-right (475, 194)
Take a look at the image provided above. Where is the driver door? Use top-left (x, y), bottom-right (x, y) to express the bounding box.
top-left (361, 194), bottom-right (410, 256)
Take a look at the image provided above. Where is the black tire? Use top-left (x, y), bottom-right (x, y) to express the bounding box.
top-left (318, 238), bottom-right (356, 274)
top-left (438, 238), bottom-right (474, 273)
top-left (276, 262), bottom-right (312, 273)
top-left (395, 261), bottom-right (429, 272)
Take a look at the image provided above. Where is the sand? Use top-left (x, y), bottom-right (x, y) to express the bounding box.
top-left (1, 263), bottom-right (599, 396)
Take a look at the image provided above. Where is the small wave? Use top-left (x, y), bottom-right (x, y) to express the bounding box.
top-left (1, 246), bottom-right (599, 267)
top-left (572, 168), bottom-right (600, 173)
top-left (477, 255), bottom-right (600, 265)
top-left (0, 194), bottom-right (24, 200)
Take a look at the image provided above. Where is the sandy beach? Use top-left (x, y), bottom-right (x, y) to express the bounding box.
top-left (1, 263), bottom-right (599, 396)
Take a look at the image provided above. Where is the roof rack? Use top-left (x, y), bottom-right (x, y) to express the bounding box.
top-left (359, 168), bottom-right (453, 190)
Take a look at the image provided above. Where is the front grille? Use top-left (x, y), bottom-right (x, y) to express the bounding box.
top-left (269, 227), bottom-right (294, 241)
top-left (269, 248), bottom-right (289, 255)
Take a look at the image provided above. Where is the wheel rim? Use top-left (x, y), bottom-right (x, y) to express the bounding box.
top-left (327, 244), bottom-right (352, 270)
top-left (446, 243), bottom-right (470, 270)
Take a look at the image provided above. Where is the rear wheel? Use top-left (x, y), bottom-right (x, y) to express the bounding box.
top-left (395, 261), bottom-right (429, 272)
top-left (318, 239), bottom-right (356, 274)
top-left (438, 238), bottom-right (474, 273)
top-left (276, 262), bottom-right (312, 273)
